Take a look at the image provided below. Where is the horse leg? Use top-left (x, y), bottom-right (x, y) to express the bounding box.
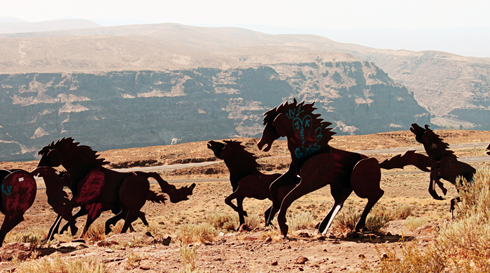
top-left (277, 177), bottom-right (333, 238)
top-left (350, 157), bottom-right (384, 231)
top-left (267, 167), bottom-right (299, 225)
top-left (318, 186), bottom-right (353, 234)
top-left (60, 206), bottom-right (88, 234)
top-left (121, 210), bottom-right (139, 234)
top-left (355, 189), bottom-right (384, 231)
top-left (47, 215), bottom-right (63, 241)
top-left (225, 190), bottom-right (247, 226)
top-left (80, 203), bottom-right (104, 238)
top-left (264, 206), bottom-right (272, 224)
top-left (0, 214), bottom-right (24, 246)
top-left (105, 211), bottom-right (125, 235)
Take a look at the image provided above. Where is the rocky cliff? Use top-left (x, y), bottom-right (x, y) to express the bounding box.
top-left (0, 60), bottom-right (429, 161)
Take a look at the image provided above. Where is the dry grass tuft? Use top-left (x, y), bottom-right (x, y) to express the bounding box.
top-left (4, 227), bottom-right (49, 246)
top-left (370, 168), bottom-right (490, 272)
top-left (289, 211), bottom-right (315, 231)
top-left (404, 217), bottom-right (429, 232)
top-left (179, 245), bottom-right (199, 272)
top-left (176, 223), bottom-right (218, 245)
top-left (84, 221), bottom-right (108, 241)
top-left (366, 242), bottom-right (446, 273)
top-left (207, 213), bottom-right (237, 231)
top-left (14, 253), bottom-right (104, 273)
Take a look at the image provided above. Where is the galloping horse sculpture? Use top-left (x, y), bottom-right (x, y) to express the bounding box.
top-left (0, 170), bottom-right (37, 246)
top-left (37, 138), bottom-right (195, 238)
top-left (381, 123), bottom-right (476, 217)
top-left (257, 99), bottom-right (384, 237)
top-left (207, 140), bottom-right (297, 227)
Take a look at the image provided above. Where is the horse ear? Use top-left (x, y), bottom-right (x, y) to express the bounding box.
top-left (47, 149), bottom-right (63, 167)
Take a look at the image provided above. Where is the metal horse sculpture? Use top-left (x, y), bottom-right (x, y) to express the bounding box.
top-left (381, 123), bottom-right (476, 217)
top-left (257, 99), bottom-right (384, 237)
top-left (37, 138), bottom-right (195, 239)
top-left (207, 140), bottom-right (296, 227)
top-left (0, 170), bottom-right (37, 246)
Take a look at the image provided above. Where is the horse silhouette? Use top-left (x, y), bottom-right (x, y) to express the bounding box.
top-left (207, 140), bottom-right (296, 228)
top-left (0, 170), bottom-right (36, 246)
top-left (37, 138), bottom-right (195, 239)
top-left (257, 99), bottom-right (384, 237)
top-left (382, 123), bottom-right (476, 217)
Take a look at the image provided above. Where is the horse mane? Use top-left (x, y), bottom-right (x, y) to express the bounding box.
top-left (223, 140), bottom-right (261, 170)
top-left (264, 99), bottom-right (336, 156)
top-left (421, 125), bottom-right (454, 160)
top-left (38, 137), bottom-right (108, 167)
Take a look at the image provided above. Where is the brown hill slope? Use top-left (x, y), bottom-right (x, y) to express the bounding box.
top-left (1, 23), bottom-right (489, 129)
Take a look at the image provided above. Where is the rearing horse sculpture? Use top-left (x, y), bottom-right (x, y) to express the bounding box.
top-left (37, 138), bottom-right (195, 238)
top-left (207, 140), bottom-right (296, 228)
top-left (257, 99), bottom-right (384, 237)
top-left (381, 123), bottom-right (476, 217)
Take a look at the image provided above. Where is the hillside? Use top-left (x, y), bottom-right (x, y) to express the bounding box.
top-left (1, 23), bottom-right (489, 160)
top-left (1, 23), bottom-right (489, 129)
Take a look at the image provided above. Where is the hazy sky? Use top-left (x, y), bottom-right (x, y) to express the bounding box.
top-left (3, 0), bottom-right (490, 29)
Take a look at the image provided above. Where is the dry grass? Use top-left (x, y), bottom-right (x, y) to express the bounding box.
top-left (370, 168), bottom-right (490, 272)
top-left (289, 211), bottom-right (316, 231)
top-left (14, 253), bottom-right (104, 273)
top-left (179, 245), bottom-right (199, 272)
top-left (4, 227), bottom-right (48, 246)
top-left (207, 213), bottom-right (237, 231)
top-left (176, 223), bottom-right (218, 245)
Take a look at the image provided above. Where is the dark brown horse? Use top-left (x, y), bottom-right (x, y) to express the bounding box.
top-left (403, 124), bottom-right (475, 217)
top-left (0, 170), bottom-right (37, 246)
top-left (207, 140), bottom-right (296, 227)
top-left (38, 138), bottom-right (195, 238)
top-left (257, 99), bottom-right (384, 237)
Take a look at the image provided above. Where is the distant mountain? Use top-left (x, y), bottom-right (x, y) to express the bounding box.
top-left (0, 23), bottom-right (488, 129)
top-left (0, 19), bottom-right (101, 34)
top-left (0, 23), bottom-right (488, 160)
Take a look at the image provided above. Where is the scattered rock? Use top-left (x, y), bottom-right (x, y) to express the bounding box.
top-left (271, 261), bottom-right (278, 266)
top-left (0, 242), bottom-right (34, 262)
top-left (359, 254), bottom-right (365, 259)
top-left (295, 256), bottom-right (308, 264)
top-left (140, 265), bottom-right (151, 270)
top-left (381, 253), bottom-right (389, 260)
top-left (161, 236), bottom-right (172, 246)
top-left (96, 232), bottom-right (155, 247)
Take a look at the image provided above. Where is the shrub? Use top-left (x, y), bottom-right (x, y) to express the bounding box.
top-left (5, 227), bottom-right (48, 246)
top-left (176, 223), bottom-right (218, 245)
top-left (289, 211), bottom-right (315, 231)
top-left (404, 217), bottom-right (428, 232)
top-left (207, 213), bottom-right (236, 231)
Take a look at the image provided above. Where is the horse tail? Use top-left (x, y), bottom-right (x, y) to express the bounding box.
top-left (147, 190), bottom-right (167, 204)
top-left (379, 150), bottom-right (433, 172)
top-left (135, 172), bottom-right (196, 203)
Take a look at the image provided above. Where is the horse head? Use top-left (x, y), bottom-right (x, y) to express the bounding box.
top-left (410, 123), bottom-right (426, 144)
top-left (207, 140), bottom-right (225, 159)
top-left (257, 108), bottom-right (283, 152)
top-left (38, 145), bottom-right (64, 167)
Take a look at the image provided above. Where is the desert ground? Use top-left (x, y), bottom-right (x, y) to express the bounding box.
top-left (0, 129), bottom-right (489, 272)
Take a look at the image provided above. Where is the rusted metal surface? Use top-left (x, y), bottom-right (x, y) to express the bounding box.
top-left (257, 99), bottom-right (384, 237)
top-left (207, 140), bottom-right (296, 228)
top-left (37, 138), bottom-right (195, 240)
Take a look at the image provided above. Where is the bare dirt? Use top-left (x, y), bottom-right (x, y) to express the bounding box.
top-left (0, 129), bottom-right (489, 272)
